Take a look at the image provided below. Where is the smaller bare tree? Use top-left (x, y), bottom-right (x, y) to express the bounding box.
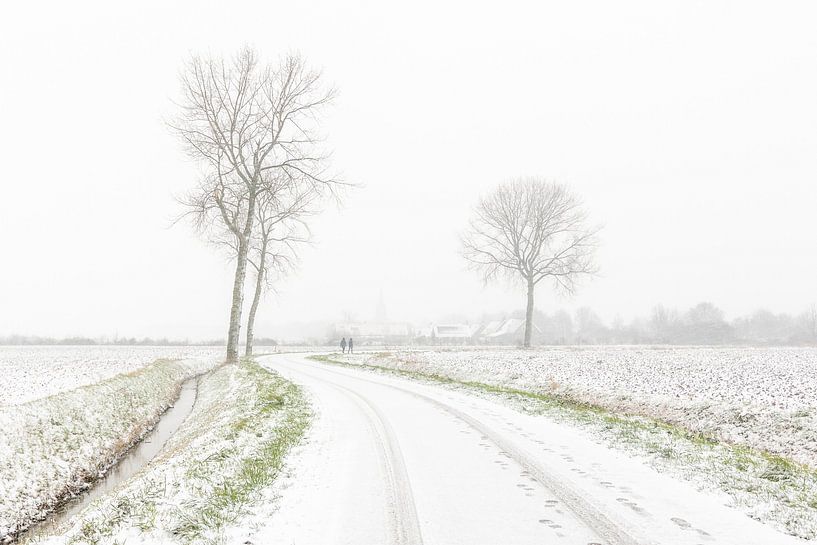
top-left (244, 175), bottom-right (319, 356)
top-left (462, 178), bottom-right (600, 347)
top-left (801, 303), bottom-right (817, 343)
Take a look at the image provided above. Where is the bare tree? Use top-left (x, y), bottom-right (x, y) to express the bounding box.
top-left (800, 303), bottom-right (817, 343)
top-left (576, 306), bottom-right (608, 344)
top-left (462, 178), bottom-right (600, 347)
top-left (244, 174), bottom-right (319, 356)
top-left (172, 47), bottom-right (336, 362)
top-left (649, 304), bottom-right (680, 343)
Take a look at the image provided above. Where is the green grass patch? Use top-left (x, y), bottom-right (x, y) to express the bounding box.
top-left (171, 360), bottom-right (310, 543)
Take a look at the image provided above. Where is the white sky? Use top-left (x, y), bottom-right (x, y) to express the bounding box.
top-left (1, 1), bottom-right (816, 340)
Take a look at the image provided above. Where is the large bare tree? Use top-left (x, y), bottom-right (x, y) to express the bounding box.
top-left (462, 178), bottom-right (600, 347)
top-left (172, 47), bottom-right (335, 362)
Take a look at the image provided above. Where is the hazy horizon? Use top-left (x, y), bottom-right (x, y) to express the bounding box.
top-left (2, 1), bottom-right (816, 340)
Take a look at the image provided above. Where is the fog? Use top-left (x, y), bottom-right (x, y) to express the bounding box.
top-left (1, 1), bottom-right (816, 341)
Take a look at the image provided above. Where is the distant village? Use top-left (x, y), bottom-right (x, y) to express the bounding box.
top-left (330, 318), bottom-right (533, 346)
top-left (329, 293), bottom-right (537, 346)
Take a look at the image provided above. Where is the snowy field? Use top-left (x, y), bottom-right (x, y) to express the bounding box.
top-left (0, 346), bottom-right (225, 405)
top-left (344, 347), bottom-right (817, 468)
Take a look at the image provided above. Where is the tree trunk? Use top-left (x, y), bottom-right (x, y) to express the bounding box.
top-left (524, 279), bottom-right (535, 348)
top-left (245, 246), bottom-right (267, 357)
top-left (225, 192), bottom-right (257, 363)
top-left (226, 237), bottom-right (249, 363)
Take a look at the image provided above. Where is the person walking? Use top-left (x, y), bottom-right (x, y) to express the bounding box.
top-left (340, 337), bottom-right (347, 354)
top-left (348, 337), bottom-right (354, 354)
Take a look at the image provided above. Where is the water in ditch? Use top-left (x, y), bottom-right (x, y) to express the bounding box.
top-left (21, 377), bottom-right (200, 542)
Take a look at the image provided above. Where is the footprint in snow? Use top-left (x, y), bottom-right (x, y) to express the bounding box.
top-left (617, 497), bottom-right (647, 515)
top-left (671, 517), bottom-right (714, 541)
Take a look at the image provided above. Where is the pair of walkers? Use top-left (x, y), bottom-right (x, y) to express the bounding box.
top-left (340, 336), bottom-right (354, 354)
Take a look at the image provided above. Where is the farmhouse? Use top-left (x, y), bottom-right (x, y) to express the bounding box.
top-left (432, 324), bottom-right (473, 344)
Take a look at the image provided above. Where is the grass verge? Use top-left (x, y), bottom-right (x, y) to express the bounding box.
top-left (1, 358), bottom-right (214, 544)
top-left (39, 359), bottom-right (309, 545)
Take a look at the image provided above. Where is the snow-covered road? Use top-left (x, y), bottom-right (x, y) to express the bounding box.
top-left (258, 354), bottom-right (803, 545)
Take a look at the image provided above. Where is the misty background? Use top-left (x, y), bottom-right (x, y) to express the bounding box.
top-left (1, 1), bottom-right (816, 342)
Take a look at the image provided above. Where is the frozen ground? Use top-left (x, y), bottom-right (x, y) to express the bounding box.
top-left (255, 353), bottom-right (806, 545)
top-left (344, 347), bottom-right (817, 468)
top-left (333, 347), bottom-right (817, 539)
top-left (0, 346), bottom-right (224, 405)
top-left (10, 349), bottom-right (815, 543)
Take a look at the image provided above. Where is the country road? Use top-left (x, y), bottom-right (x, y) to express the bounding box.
top-left (258, 354), bottom-right (802, 545)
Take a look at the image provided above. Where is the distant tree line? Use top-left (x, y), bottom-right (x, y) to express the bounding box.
top-left (491, 302), bottom-right (817, 345)
top-left (0, 335), bottom-right (282, 346)
top-left (0, 336), bottom-right (219, 346)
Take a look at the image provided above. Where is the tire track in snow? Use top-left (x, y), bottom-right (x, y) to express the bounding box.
top-left (408, 393), bottom-right (643, 545)
top-left (310, 360), bottom-right (643, 545)
top-left (282, 362), bottom-right (425, 545)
